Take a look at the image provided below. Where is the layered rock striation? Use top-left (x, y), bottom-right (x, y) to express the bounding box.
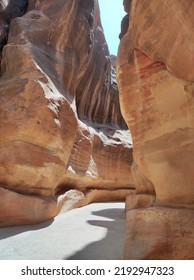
top-left (117, 0), bottom-right (194, 259)
top-left (0, 0), bottom-right (134, 227)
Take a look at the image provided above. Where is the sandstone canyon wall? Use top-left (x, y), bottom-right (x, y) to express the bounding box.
top-left (0, 0), bottom-right (134, 227)
top-left (117, 0), bottom-right (194, 259)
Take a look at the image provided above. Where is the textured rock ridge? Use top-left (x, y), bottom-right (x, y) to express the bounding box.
top-left (0, 0), bottom-right (133, 226)
top-left (117, 0), bottom-right (194, 259)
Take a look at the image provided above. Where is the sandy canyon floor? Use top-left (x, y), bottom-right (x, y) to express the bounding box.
top-left (0, 203), bottom-right (125, 260)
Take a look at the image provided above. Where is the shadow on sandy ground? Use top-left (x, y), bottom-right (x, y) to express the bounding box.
top-left (0, 219), bottom-right (54, 241)
top-left (66, 208), bottom-right (125, 260)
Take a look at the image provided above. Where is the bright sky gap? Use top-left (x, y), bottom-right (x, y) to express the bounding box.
top-left (98, 0), bottom-right (126, 55)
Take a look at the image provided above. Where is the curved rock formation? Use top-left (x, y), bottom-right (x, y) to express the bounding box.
top-left (0, 0), bottom-right (134, 227)
top-left (117, 0), bottom-right (194, 259)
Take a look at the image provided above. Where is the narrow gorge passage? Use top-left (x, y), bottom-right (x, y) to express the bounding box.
top-left (0, 0), bottom-right (133, 261)
top-left (0, 203), bottom-right (125, 260)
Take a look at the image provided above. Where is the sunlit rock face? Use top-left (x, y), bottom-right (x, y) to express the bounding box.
top-left (117, 0), bottom-right (194, 259)
top-left (0, 0), bottom-right (134, 226)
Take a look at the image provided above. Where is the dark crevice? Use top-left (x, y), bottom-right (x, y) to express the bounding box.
top-left (81, 186), bottom-right (135, 192)
top-left (0, 0), bottom-right (28, 53)
top-left (54, 183), bottom-right (77, 196)
top-left (55, 183), bottom-right (135, 197)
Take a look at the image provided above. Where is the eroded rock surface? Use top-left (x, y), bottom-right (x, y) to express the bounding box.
top-left (0, 0), bottom-right (133, 226)
top-left (124, 207), bottom-right (194, 260)
top-left (117, 0), bottom-right (194, 259)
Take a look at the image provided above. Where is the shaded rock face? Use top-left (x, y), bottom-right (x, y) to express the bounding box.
top-left (0, 0), bottom-right (133, 226)
top-left (117, 0), bottom-right (194, 259)
top-left (119, 0), bottom-right (131, 39)
top-left (119, 14), bottom-right (129, 40)
top-left (0, 0), bottom-right (28, 52)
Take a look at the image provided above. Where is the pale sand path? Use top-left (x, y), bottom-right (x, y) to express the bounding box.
top-left (0, 203), bottom-right (125, 260)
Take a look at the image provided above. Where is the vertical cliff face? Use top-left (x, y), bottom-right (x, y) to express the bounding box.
top-left (73, 1), bottom-right (127, 128)
top-left (0, 0), bottom-right (134, 227)
top-left (117, 0), bottom-right (194, 259)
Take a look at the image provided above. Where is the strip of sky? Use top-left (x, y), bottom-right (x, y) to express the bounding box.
top-left (98, 0), bottom-right (125, 55)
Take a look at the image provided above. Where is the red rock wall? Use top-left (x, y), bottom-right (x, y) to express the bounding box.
top-left (0, 0), bottom-right (134, 227)
top-left (117, 0), bottom-right (194, 259)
